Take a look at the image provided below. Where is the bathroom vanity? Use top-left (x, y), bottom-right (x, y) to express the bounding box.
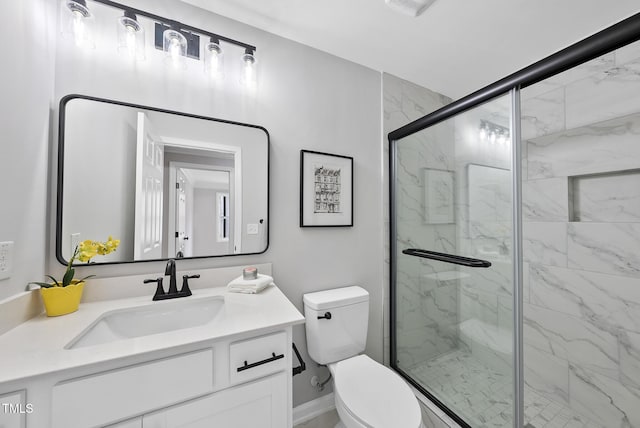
top-left (0, 274), bottom-right (304, 428)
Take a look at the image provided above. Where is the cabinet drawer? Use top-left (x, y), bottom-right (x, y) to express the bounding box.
top-left (229, 331), bottom-right (287, 384)
top-left (52, 349), bottom-right (213, 428)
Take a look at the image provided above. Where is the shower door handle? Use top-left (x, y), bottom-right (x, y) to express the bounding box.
top-left (402, 248), bottom-right (491, 268)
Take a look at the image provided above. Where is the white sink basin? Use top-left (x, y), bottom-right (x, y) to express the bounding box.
top-left (66, 296), bottom-right (224, 349)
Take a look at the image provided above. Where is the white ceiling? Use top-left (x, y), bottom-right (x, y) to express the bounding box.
top-left (180, 0), bottom-right (639, 99)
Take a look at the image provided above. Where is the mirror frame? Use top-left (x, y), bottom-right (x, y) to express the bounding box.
top-left (56, 94), bottom-right (270, 266)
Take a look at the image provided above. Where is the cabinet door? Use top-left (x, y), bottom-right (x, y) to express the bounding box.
top-left (143, 372), bottom-right (287, 428)
top-left (0, 390), bottom-right (26, 428)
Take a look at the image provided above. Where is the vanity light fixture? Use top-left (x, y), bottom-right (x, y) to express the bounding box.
top-left (204, 37), bottom-right (224, 79)
top-left (117, 10), bottom-right (145, 59)
top-left (67, 0), bottom-right (258, 87)
top-left (478, 120), bottom-right (510, 145)
top-left (61, 0), bottom-right (95, 49)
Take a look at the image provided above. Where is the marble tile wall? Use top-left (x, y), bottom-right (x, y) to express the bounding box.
top-left (520, 39), bottom-right (640, 428)
top-left (382, 73), bottom-right (452, 367)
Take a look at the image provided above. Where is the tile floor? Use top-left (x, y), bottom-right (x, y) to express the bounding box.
top-left (407, 349), bottom-right (603, 428)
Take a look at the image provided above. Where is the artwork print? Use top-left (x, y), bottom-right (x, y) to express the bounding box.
top-left (300, 150), bottom-right (353, 227)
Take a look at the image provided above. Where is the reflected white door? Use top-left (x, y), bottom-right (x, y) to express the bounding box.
top-left (134, 112), bottom-right (163, 260)
top-left (176, 181), bottom-right (188, 257)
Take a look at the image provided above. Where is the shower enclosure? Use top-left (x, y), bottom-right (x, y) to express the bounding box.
top-left (390, 13), bottom-right (640, 428)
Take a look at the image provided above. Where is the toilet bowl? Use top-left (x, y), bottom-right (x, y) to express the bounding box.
top-left (303, 286), bottom-right (423, 428)
top-left (329, 355), bottom-right (422, 428)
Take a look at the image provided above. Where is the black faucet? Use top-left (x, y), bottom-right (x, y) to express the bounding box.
top-left (165, 258), bottom-right (178, 295)
top-left (143, 259), bottom-right (199, 301)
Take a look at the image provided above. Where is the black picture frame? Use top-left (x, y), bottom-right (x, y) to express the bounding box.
top-left (300, 150), bottom-right (353, 227)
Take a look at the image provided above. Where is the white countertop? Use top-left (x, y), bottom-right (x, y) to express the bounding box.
top-left (0, 284), bottom-right (305, 384)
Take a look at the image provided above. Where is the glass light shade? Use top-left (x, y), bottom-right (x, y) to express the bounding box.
top-left (61, 0), bottom-right (94, 49)
top-left (163, 29), bottom-right (187, 69)
top-left (240, 51), bottom-right (257, 89)
top-left (204, 41), bottom-right (224, 79)
top-left (117, 14), bottom-right (145, 60)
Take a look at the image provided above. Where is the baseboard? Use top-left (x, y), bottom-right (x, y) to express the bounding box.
top-left (292, 392), bottom-right (335, 425)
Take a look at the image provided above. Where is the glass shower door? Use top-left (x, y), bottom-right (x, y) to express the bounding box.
top-left (392, 93), bottom-right (516, 428)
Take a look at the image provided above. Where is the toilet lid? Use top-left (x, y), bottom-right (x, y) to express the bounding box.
top-left (331, 355), bottom-right (421, 428)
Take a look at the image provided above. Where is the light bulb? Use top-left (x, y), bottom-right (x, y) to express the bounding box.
top-left (240, 49), bottom-right (257, 89)
top-left (117, 12), bottom-right (145, 60)
top-left (479, 127), bottom-right (487, 140)
top-left (204, 39), bottom-right (224, 79)
top-left (72, 10), bottom-right (86, 45)
top-left (62, 0), bottom-right (93, 49)
top-left (163, 28), bottom-right (187, 69)
top-left (489, 131), bottom-right (496, 144)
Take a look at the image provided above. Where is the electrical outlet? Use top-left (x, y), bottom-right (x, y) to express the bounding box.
top-left (0, 241), bottom-right (14, 281)
top-left (247, 224), bottom-right (259, 235)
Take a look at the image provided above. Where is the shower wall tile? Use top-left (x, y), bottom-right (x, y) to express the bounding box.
top-left (524, 344), bottom-right (570, 406)
top-left (571, 171), bottom-right (640, 222)
top-left (459, 285), bottom-right (498, 326)
top-left (521, 87), bottom-right (565, 140)
top-left (496, 294), bottom-right (512, 333)
top-left (396, 327), bottom-right (457, 366)
top-left (620, 331), bottom-right (640, 389)
top-left (523, 222), bottom-right (567, 267)
top-left (524, 303), bottom-right (619, 379)
top-left (523, 261), bottom-right (530, 303)
top-left (565, 58), bottom-right (640, 129)
top-left (527, 112), bottom-right (640, 179)
top-left (616, 40), bottom-right (640, 67)
top-left (567, 222), bottom-right (640, 278)
top-left (459, 260), bottom-right (512, 297)
top-left (545, 53), bottom-right (615, 93)
top-left (522, 178), bottom-right (569, 221)
top-left (529, 264), bottom-right (640, 335)
top-left (569, 364), bottom-right (640, 428)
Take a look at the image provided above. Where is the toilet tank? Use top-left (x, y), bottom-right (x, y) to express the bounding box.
top-left (303, 286), bottom-right (369, 365)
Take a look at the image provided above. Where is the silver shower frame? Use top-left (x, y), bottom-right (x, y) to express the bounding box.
top-left (388, 12), bottom-right (640, 428)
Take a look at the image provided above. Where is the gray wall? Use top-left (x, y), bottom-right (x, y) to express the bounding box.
top-left (44, 0), bottom-right (382, 407)
top-left (0, 0), bottom-right (55, 299)
top-left (62, 101), bottom-right (138, 262)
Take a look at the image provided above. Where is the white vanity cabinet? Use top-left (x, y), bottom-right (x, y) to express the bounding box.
top-left (2, 327), bottom-right (295, 428)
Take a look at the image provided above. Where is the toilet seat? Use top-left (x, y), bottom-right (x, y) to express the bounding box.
top-left (329, 355), bottom-right (422, 428)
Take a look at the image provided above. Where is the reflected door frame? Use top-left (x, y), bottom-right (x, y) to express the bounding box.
top-left (168, 162), bottom-right (236, 258)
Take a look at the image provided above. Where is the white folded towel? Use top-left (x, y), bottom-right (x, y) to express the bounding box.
top-left (227, 274), bottom-right (273, 294)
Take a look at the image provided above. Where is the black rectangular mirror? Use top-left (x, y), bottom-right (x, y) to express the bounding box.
top-left (57, 95), bottom-right (269, 265)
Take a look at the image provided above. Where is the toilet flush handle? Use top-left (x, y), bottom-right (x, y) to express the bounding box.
top-left (317, 312), bottom-right (332, 320)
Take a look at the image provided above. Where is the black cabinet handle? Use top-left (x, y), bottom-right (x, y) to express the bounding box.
top-left (237, 352), bottom-right (284, 372)
top-left (317, 312), bottom-right (332, 320)
top-left (402, 248), bottom-right (491, 268)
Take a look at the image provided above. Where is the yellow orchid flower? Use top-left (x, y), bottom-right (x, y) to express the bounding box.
top-left (30, 235), bottom-right (120, 288)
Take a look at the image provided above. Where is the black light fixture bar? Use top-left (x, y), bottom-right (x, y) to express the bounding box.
top-left (91, 0), bottom-right (257, 52)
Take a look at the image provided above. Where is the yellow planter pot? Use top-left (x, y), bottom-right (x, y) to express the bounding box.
top-left (40, 281), bottom-right (85, 317)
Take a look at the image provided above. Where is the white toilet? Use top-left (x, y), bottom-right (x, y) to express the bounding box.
top-left (304, 286), bottom-right (423, 428)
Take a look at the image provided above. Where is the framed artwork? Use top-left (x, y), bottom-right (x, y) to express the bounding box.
top-left (423, 168), bottom-right (454, 224)
top-left (300, 150), bottom-right (353, 227)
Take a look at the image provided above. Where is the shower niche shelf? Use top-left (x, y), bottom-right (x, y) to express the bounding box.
top-left (569, 168), bottom-right (640, 222)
